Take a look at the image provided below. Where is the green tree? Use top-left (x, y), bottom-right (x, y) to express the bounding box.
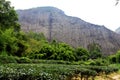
top-left (87, 42), bottom-right (102, 59)
top-left (116, 51), bottom-right (120, 63)
top-left (0, 29), bottom-right (18, 55)
top-left (33, 41), bottom-right (75, 61)
top-left (0, 0), bottom-right (20, 31)
top-left (57, 43), bottom-right (75, 61)
top-left (109, 55), bottom-right (117, 63)
top-left (75, 47), bottom-right (89, 61)
top-left (39, 43), bottom-right (55, 59)
top-left (24, 32), bottom-right (47, 58)
top-left (0, 29), bottom-right (28, 57)
top-left (109, 51), bottom-right (120, 63)
top-left (26, 32), bottom-right (46, 41)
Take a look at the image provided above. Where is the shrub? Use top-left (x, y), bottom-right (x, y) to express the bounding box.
top-left (94, 58), bottom-right (109, 66)
top-left (0, 55), bottom-right (17, 64)
top-left (109, 55), bottom-right (117, 63)
top-left (75, 47), bottom-right (89, 61)
top-left (16, 57), bottom-right (32, 63)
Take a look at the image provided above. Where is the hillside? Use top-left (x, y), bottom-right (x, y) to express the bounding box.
top-left (17, 7), bottom-right (120, 55)
top-left (116, 27), bottom-right (120, 34)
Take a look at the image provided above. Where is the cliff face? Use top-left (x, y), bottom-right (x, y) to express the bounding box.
top-left (17, 7), bottom-right (120, 55)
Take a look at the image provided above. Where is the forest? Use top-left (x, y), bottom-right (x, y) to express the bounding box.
top-left (0, 0), bottom-right (120, 80)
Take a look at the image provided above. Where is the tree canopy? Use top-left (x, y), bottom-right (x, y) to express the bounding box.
top-left (0, 0), bottom-right (20, 31)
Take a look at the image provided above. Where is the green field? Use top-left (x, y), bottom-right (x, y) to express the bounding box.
top-left (0, 63), bottom-right (119, 80)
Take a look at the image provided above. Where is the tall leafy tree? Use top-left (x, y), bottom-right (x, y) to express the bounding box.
top-left (0, 0), bottom-right (20, 31)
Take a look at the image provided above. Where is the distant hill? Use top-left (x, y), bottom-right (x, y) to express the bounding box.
top-left (17, 7), bottom-right (120, 55)
top-left (115, 27), bottom-right (120, 34)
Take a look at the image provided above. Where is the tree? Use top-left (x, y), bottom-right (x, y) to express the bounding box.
top-left (116, 51), bottom-right (120, 63)
top-left (0, 29), bottom-right (18, 55)
top-left (75, 47), bottom-right (89, 61)
top-left (109, 51), bottom-right (120, 63)
top-left (26, 32), bottom-right (46, 41)
top-left (87, 42), bottom-right (102, 59)
top-left (0, 0), bottom-right (20, 31)
top-left (0, 29), bottom-right (28, 56)
top-left (57, 43), bottom-right (75, 61)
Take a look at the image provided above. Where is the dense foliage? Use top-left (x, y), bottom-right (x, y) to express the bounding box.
top-left (0, 29), bottom-right (28, 57)
top-left (75, 47), bottom-right (89, 61)
top-left (109, 51), bottom-right (120, 63)
top-left (0, 28), bottom-right (105, 61)
top-left (0, 0), bottom-right (20, 31)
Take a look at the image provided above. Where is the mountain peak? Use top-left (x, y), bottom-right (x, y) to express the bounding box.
top-left (17, 6), bottom-right (65, 15)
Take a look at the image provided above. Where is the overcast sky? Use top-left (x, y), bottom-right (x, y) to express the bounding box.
top-left (7, 0), bottom-right (120, 31)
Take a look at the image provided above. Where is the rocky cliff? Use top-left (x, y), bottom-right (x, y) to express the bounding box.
top-left (17, 7), bottom-right (120, 55)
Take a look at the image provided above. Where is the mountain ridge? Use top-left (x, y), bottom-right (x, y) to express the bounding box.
top-left (115, 27), bottom-right (120, 34)
top-left (17, 7), bottom-right (120, 55)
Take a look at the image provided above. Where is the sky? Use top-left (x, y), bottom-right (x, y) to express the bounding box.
top-left (7, 0), bottom-right (120, 31)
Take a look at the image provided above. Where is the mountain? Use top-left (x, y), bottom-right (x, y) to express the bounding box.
top-left (17, 7), bottom-right (120, 55)
top-left (115, 27), bottom-right (120, 34)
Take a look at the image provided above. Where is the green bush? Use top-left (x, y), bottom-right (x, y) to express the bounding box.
top-left (90, 58), bottom-right (109, 66)
top-left (0, 55), bottom-right (17, 63)
top-left (16, 57), bottom-right (32, 63)
top-left (75, 47), bottom-right (89, 61)
top-left (108, 50), bottom-right (120, 64)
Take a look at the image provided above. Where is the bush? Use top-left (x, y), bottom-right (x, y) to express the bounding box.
top-left (91, 58), bottom-right (109, 66)
top-left (109, 56), bottom-right (116, 63)
top-left (0, 55), bottom-right (17, 64)
top-left (16, 57), bottom-right (32, 63)
top-left (108, 50), bottom-right (120, 64)
top-left (75, 47), bottom-right (89, 61)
